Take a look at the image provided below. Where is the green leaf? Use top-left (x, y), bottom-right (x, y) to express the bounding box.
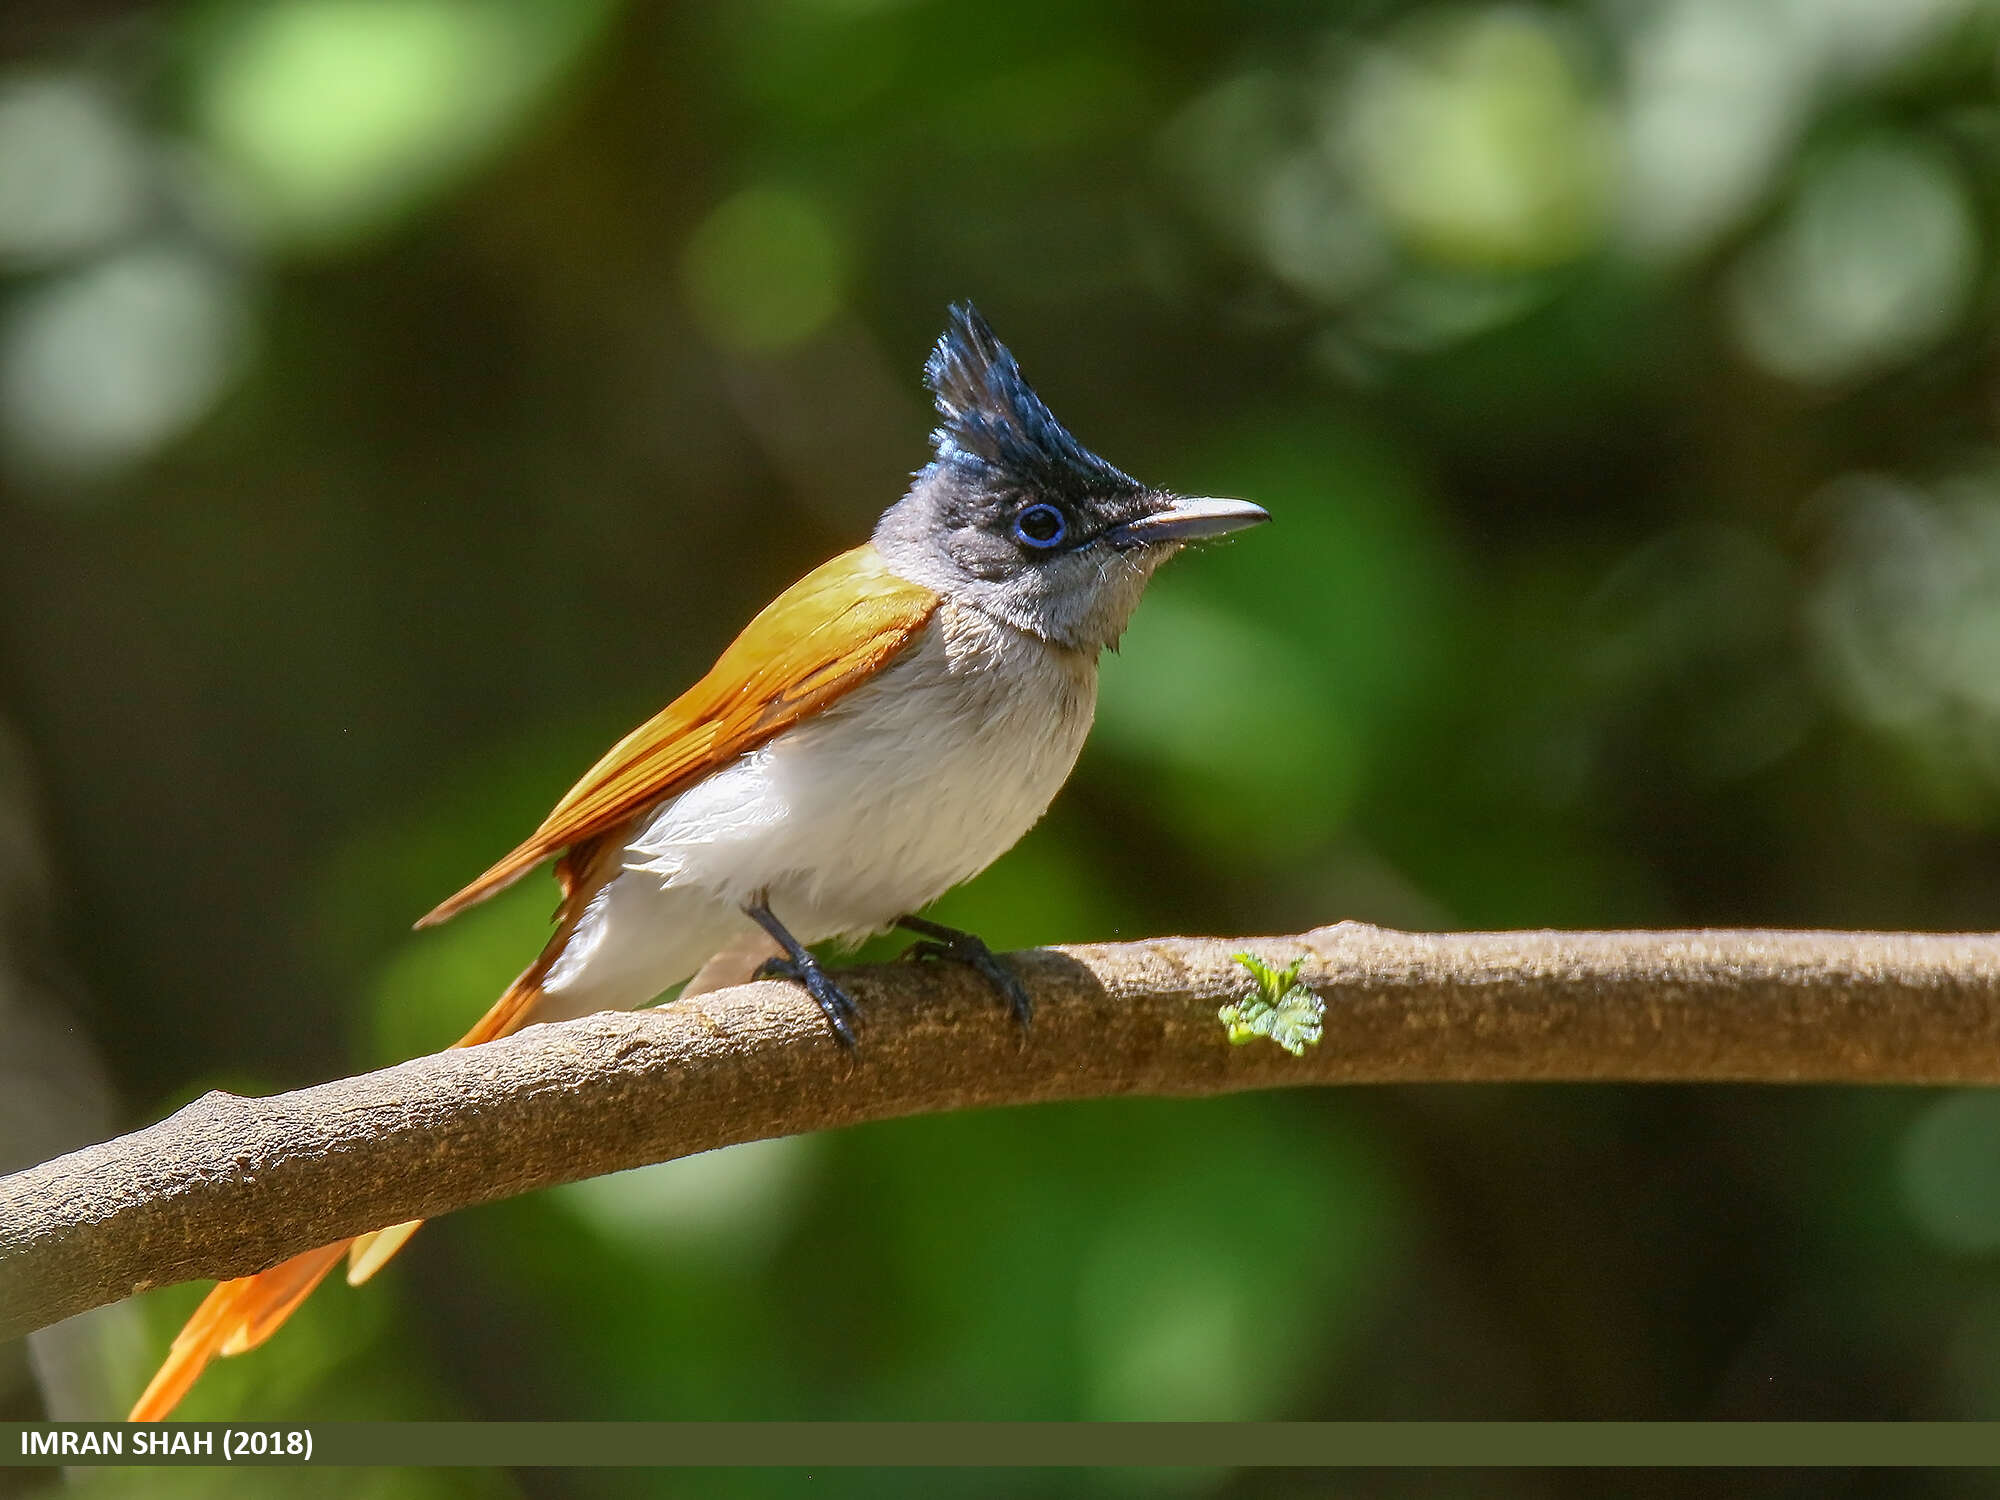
top-left (1220, 952), bottom-right (1325, 1056)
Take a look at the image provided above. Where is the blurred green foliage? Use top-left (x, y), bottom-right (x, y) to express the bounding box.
top-left (8, 0), bottom-right (2000, 1495)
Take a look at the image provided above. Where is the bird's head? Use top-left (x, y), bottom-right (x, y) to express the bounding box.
top-left (873, 303), bottom-right (1268, 652)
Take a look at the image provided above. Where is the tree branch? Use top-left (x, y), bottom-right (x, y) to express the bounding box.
top-left (7, 922), bottom-right (2000, 1342)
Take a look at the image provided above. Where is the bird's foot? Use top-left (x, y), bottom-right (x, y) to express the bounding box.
top-left (745, 895), bottom-right (859, 1048)
top-left (896, 914), bottom-right (1032, 1029)
top-left (754, 952), bottom-right (859, 1048)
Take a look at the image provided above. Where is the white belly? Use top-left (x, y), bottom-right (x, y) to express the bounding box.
top-left (537, 603), bottom-right (1096, 1017)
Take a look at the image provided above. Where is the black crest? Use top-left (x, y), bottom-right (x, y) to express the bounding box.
top-left (923, 303), bottom-right (1140, 501)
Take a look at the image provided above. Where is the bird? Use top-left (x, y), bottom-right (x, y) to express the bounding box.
top-left (128, 301), bottom-right (1269, 1421)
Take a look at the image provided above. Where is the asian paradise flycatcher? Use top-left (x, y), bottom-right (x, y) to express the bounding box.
top-left (129, 302), bottom-right (1269, 1420)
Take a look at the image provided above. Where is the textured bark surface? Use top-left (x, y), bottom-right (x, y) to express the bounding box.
top-left (0, 717), bottom-right (129, 1429)
top-left (6, 922), bottom-right (2000, 1342)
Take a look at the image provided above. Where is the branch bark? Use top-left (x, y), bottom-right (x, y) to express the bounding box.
top-left (0, 714), bottom-right (131, 1422)
top-left (7, 922), bottom-right (2000, 1343)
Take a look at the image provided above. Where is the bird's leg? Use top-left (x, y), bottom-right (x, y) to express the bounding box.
top-left (745, 897), bottom-right (859, 1048)
top-left (895, 914), bottom-right (1032, 1029)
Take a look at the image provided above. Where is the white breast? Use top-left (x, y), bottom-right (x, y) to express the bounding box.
top-left (634, 600), bottom-right (1097, 936)
top-left (539, 603), bottom-right (1097, 1018)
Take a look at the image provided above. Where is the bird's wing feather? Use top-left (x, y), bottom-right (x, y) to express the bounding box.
top-left (129, 546), bottom-right (937, 1423)
top-left (416, 544), bottom-right (939, 928)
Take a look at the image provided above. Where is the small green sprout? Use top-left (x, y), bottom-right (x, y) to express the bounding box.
top-left (1220, 952), bottom-right (1324, 1056)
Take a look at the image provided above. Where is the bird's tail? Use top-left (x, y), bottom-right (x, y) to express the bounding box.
top-left (126, 962), bottom-right (554, 1422)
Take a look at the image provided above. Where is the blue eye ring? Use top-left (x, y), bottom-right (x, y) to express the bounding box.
top-left (1012, 503), bottom-right (1068, 550)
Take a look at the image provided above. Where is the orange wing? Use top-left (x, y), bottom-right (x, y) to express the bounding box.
top-left (417, 543), bottom-right (939, 928)
top-left (129, 545), bottom-right (937, 1422)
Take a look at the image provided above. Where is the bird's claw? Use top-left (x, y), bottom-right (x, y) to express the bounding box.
top-left (755, 954), bottom-right (859, 1048)
top-left (903, 929), bottom-right (1032, 1029)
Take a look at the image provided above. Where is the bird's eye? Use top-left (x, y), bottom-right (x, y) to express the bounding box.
top-left (1012, 503), bottom-right (1068, 549)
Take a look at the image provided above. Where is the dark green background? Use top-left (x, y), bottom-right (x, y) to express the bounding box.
top-left (5, 1), bottom-right (2000, 1496)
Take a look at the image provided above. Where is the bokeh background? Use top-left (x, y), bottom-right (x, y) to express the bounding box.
top-left (6, 0), bottom-right (2000, 1494)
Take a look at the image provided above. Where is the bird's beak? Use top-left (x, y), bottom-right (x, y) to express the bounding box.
top-left (1107, 496), bottom-right (1271, 549)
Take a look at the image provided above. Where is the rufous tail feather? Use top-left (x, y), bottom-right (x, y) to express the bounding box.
top-left (342, 970), bottom-right (549, 1286)
top-left (127, 959), bottom-right (554, 1421)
